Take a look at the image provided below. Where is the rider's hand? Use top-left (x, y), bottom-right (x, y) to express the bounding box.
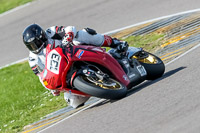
top-left (117, 41), bottom-right (128, 52)
top-left (62, 32), bottom-right (74, 45)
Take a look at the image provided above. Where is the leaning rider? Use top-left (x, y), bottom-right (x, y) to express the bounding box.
top-left (22, 23), bottom-right (128, 108)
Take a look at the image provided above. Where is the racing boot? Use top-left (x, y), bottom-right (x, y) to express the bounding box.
top-left (102, 35), bottom-right (128, 53)
top-left (102, 35), bottom-right (128, 58)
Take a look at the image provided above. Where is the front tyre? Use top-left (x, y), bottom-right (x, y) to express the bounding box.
top-left (133, 51), bottom-right (165, 80)
top-left (73, 75), bottom-right (127, 100)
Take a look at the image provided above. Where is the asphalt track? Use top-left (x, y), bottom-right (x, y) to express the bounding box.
top-left (1, 0), bottom-right (200, 67)
top-left (2, 0), bottom-right (200, 132)
top-left (41, 46), bottom-right (200, 133)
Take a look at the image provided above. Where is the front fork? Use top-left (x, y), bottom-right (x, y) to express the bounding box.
top-left (70, 65), bottom-right (109, 87)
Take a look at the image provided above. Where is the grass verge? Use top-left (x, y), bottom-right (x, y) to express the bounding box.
top-left (121, 33), bottom-right (165, 52)
top-left (0, 0), bottom-right (33, 14)
top-left (0, 62), bottom-right (66, 133)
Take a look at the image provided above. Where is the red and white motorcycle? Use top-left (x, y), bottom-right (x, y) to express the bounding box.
top-left (38, 43), bottom-right (165, 107)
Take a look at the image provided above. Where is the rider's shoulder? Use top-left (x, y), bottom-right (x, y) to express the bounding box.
top-left (64, 26), bottom-right (76, 32)
top-left (45, 26), bottom-right (56, 38)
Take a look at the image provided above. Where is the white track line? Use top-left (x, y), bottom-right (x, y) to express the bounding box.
top-left (104, 8), bottom-right (200, 35)
top-left (0, 58), bottom-right (28, 70)
top-left (165, 43), bottom-right (200, 66)
top-left (37, 99), bottom-right (106, 133)
top-left (1, 8), bottom-right (200, 70)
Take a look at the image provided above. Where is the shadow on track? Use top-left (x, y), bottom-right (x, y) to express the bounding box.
top-left (89, 66), bottom-right (186, 108)
top-left (127, 66), bottom-right (187, 96)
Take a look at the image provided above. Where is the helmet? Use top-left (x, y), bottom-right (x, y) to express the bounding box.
top-left (23, 24), bottom-right (47, 54)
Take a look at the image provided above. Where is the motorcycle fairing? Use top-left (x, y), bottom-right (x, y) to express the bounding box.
top-left (71, 45), bottom-right (130, 86)
top-left (40, 44), bottom-right (130, 95)
top-left (42, 44), bottom-right (68, 89)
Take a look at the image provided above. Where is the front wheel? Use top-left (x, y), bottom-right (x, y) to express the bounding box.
top-left (132, 51), bottom-right (165, 80)
top-left (73, 75), bottom-right (127, 100)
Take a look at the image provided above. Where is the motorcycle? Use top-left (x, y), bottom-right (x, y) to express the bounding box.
top-left (39, 43), bottom-right (165, 101)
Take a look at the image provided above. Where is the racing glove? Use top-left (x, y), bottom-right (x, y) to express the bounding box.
top-left (116, 41), bottom-right (128, 52)
top-left (112, 38), bottom-right (129, 52)
top-left (62, 32), bottom-right (74, 45)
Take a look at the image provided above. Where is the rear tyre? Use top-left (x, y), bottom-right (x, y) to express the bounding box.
top-left (73, 75), bottom-right (127, 100)
top-left (133, 52), bottom-right (165, 80)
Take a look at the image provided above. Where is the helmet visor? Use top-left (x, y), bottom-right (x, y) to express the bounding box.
top-left (25, 39), bottom-right (45, 54)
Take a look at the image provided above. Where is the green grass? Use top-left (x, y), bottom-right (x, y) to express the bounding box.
top-left (0, 62), bottom-right (66, 133)
top-left (0, 0), bottom-right (33, 14)
top-left (122, 33), bottom-right (165, 52)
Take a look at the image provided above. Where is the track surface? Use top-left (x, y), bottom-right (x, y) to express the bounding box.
top-left (1, 0), bottom-right (200, 132)
top-left (1, 0), bottom-right (200, 66)
top-left (41, 46), bottom-right (200, 133)
top-left (41, 45), bottom-right (200, 133)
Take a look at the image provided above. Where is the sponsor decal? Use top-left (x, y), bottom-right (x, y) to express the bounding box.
top-left (137, 65), bottom-right (147, 76)
top-left (129, 73), bottom-right (136, 78)
top-left (76, 50), bottom-right (85, 59)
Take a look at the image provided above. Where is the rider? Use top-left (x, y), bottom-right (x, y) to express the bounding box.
top-left (22, 23), bottom-right (128, 108)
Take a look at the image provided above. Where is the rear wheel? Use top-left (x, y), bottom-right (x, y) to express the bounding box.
top-left (132, 51), bottom-right (165, 80)
top-left (73, 75), bottom-right (127, 100)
